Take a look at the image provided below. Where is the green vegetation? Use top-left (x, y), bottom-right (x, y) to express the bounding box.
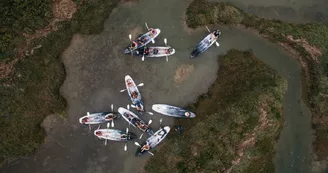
top-left (186, 0), bottom-right (328, 160)
top-left (0, 0), bottom-right (53, 60)
top-left (0, 0), bottom-right (120, 164)
top-left (145, 50), bottom-right (287, 173)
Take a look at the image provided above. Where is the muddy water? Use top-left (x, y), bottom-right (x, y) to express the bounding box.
top-left (0, 0), bottom-right (313, 173)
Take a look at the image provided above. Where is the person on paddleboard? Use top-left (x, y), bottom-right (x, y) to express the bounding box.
top-left (159, 127), bottom-right (167, 138)
top-left (141, 142), bottom-right (150, 152)
top-left (130, 41), bottom-right (138, 50)
top-left (148, 28), bottom-right (156, 35)
top-left (214, 30), bottom-right (221, 37)
top-left (105, 114), bottom-right (113, 121)
top-left (144, 47), bottom-right (150, 56)
top-left (131, 91), bottom-right (138, 99)
top-left (95, 131), bottom-right (102, 136)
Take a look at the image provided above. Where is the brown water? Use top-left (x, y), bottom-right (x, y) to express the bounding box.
top-left (0, 0), bottom-right (318, 173)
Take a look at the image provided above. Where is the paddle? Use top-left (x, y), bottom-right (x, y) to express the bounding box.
top-left (124, 127), bottom-right (129, 151)
top-left (134, 142), bottom-right (154, 156)
top-left (120, 83), bottom-right (144, 92)
top-left (87, 112), bottom-right (91, 131)
top-left (164, 38), bottom-right (169, 62)
top-left (139, 119), bottom-right (152, 139)
top-left (105, 123), bottom-right (109, 146)
top-left (205, 26), bottom-right (220, 47)
top-left (111, 104), bottom-right (114, 127)
top-left (128, 34), bottom-right (134, 56)
top-left (145, 23), bottom-right (155, 44)
top-left (142, 46), bottom-right (146, 61)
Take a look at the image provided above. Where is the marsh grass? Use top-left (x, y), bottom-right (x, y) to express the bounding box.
top-left (0, 0), bottom-right (120, 164)
top-left (186, 0), bottom-right (328, 160)
top-left (144, 50), bottom-right (287, 173)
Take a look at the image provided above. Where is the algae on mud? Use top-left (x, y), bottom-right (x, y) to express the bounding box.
top-left (186, 0), bottom-right (328, 162)
top-left (0, 0), bottom-right (120, 164)
top-left (144, 50), bottom-right (287, 173)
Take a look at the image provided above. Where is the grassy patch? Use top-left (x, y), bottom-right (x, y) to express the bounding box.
top-left (0, 0), bottom-right (120, 164)
top-left (186, 0), bottom-right (328, 160)
top-left (144, 50), bottom-right (287, 173)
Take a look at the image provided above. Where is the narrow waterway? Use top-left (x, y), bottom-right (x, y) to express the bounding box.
top-left (0, 0), bottom-right (313, 173)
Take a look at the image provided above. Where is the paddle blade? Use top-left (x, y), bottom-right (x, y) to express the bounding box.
top-left (142, 55), bottom-right (145, 61)
top-left (164, 38), bottom-right (167, 46)
top-left (205, 26), bottom-right (210, 33)
top-left (139, 133), bottom-right (144, 139)
top-left (130, 104), bottom-right (136, 108)
top-left (120, 89), bottom-right (126, 92)
top-left (107, 123), bottom-right (110, 128)
top-left (124, 144), bottom-right (127, 151)
top-left (97, 125), bottom-right (101, 130)
top-left (148, 151), bottom-right (154, 156)
top-left (87, 112), bottom-right (90, 116)
top-left (111, 104), bottom-right (113, 112)
top-left (111, 120), bottom-right (114, 127)
top-left (151, 39), bottom-right (155, 44)
top-left (129, 34), bottom-right (132, 41)
top-left (215, 42), bottom-right (220, 47)
top-left (134, 142), bottom-right (141, 147)
top-left (147, 112), bottom-right (154, 115)
top-left (160, 118), bottom-right (163, 124)
top-left (145, 23), bottom-right (149, 29)
top-left (127, 104), bottom-right (130, 110)
top-left (138, 83), bottom-right (144, 87)
top-left (105, 139), bottom-right (107, 146)
top-left (148, 119), bottom-right (152, 125)
top-left (126, 127), bottom-right (129, 133)
top-left (166, 56), bottom-right (168, 62)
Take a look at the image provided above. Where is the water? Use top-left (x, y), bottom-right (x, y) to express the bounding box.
top-left (0, 0), bottom-right (313, 173)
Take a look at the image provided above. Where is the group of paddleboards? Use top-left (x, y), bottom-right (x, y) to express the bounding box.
top-left (79, 75), bottom-right (196, 156)
top-left (78, 22), bottom-right (217, 156)
top-left (123, 23), bottom-right (221, 60)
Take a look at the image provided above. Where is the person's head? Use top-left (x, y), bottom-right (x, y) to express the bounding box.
top-left (82, 117), bottom-right (88, 123)
top-left (132, 42), bottom-right (137, 47)
top-left (185, 112), bottom-right (190, 117)
top-left (214, 30), bottom-right (221, 37)
top-left (95, 131), bottom-right (102, 136)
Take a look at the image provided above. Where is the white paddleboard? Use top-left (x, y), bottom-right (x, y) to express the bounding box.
top-left (152, 104), bottom-right (196, 118)
top-left (118, 107), bottom-right (153, 135)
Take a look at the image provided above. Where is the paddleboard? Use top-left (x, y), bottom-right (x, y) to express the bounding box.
top-left (135, 126), bottom-right (170, 156)
top-left (136, 46), bottom-right (175, 58)
top-left (125, 75), bottom-right (144, 112)
top-left (94, 129), bottom-right (136, 141)
top-left (124, 28), bottom-right (161, 54)
top-left (79, 112), bottom-right (120, 125)
top-left (152, 104), bottom-right (196, 118)
top-left (190, 30), bottom-right (220, 59)
top-left (118, 107), bottom-right (154, 135)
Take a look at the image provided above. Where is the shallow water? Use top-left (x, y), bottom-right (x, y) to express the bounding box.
top-left (0, 0), bottom-right (314, 173)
